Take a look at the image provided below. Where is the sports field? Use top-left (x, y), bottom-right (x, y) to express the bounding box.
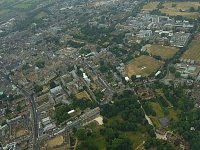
top-left (146, 44), bottom-right (179, 60)
top-left (125, 55), bottom-right (163, 77)
top-left (182, 40), bottom-right (200, 63)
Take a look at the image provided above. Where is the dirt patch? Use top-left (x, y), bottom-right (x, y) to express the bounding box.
top-left (75, 91), bottom-right (92, 101)
top-left (47, 135), bottom-right (64, 148)
top-left (15, 126), bottom-right (28, 138)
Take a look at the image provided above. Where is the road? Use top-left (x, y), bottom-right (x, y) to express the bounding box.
top-left (0, 71), bottom-right (39, 150)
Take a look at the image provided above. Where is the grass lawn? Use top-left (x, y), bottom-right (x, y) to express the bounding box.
top-left (125, 55), bottom-right (163, 77)
top-left (107, 114), bottom-right (123, 126)
top-left (123, 131), bottom-right (146, 149)
top-left (167, 108), bottom-right (180, 121)
top-left (0, 9), bottom-right (11, 15)
top-left (86, 122), bottom-right (107, 150)
top-left (87, 135), bottom-right (107, 150)
top-left (160, 2), bottom-right (200, 18)
top-left (182, 40), bottom-right (200, 63)
top-left (34, 11), bottom-right (48, 20)
top-left (14, 3), bottom-right (33, 10)
top-left (150, 102), bottom-right (164, 118)
top-left (150, 116), bottom-right (162, 129)
top-left (146, 44), bottom-right (179, 60)
top-left (107, 115), bottom-right (147, 149)
top-left (142, 2), bottom-right (160, 11)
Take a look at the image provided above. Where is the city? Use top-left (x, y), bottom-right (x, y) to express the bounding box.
top-left (0, 0), bottom-right (200, 149)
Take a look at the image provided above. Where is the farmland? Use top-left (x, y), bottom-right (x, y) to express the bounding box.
top-left (125, 55), bottom-right (163, 77)
top-left (160, 2), bottom-right (200, 18)
top-left (182, 40), bottom-right (200, 63)
top-left (146, 44), bottom-right (179, 60)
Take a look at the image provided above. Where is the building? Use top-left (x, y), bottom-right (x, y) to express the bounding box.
top-left (138, 30), bottom-right (152, 39)
top-left (170, 32), bottom-right (190, 48)
top-left (50, 86), bottom-right (63, 97)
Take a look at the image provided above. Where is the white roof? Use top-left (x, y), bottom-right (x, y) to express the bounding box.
top-left (68, 110), bottom-right (75, 114)
top-left (125, 77), bottom-right (130, 81)
top-left (155, 71), bottom-right (161, 76)
top-left (42, 117), bottom-right (50, 123)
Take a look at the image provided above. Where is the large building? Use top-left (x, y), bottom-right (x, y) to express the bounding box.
top-left (170, 32), bottom-right (191, 48)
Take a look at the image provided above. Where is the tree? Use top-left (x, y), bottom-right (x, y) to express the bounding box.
top-left (131, 75), bottom-right (136, 81)
top-left (35, 61), bottom-right (45, 68)
top-left (169, 66), bottom-right (176, 74)
top-left (108, 137), bottom-right (132, 150)
top-left (50, 81), bottom-right (57, 89)
top-left (76, 129), bottom-right (87, 140)
top-left (76, 141), bottom-right (98, 150)
top-left (175, 71), bottom-right (181, 78)
top-left (54, 104), bottom-right (70, 124)
top-left (189, 7), bottom-right (195, 12)
top-left (16, 105), bottom-right (22, 112)
top-left (172, 4), bottom-right (177, 7)
top-left (33, 84), bottom-right (43, 93)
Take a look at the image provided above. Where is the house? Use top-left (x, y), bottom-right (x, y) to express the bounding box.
top-left (42, 117), bottom-right (51, 126)
top-left (138, 30), bottom-right (152, 39)
top-left (50, 86), bottom-right (63, 97)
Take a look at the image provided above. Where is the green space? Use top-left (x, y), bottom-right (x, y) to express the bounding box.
top-left (0, 9), bottom-right (11, 15)
top-left (34, 11), bottom-right (48, 20)
top-left (142, 2), bottom-right (160, 11)
top-left (150, 116), bottom-right (162, 128)
top-left (126, 55), bottom-right (164, 77)
top-left (14, 3), bottom-right (33, 10)
top-left (146, 44), bottom-right (179, 60)
top-left (150, 102), bottom-right (164, 118)
top-left (182, 40), bottom-right (200, 64)
top-left (123, 131), bottom-right (146, 149)
top-left (168, 108), bottom-right (179, 121)
top-left (160, 2), bottom-right (200, 18)
top-left (54, 104), bottom-right (71, 124)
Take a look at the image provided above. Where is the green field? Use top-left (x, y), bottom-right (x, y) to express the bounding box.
top-left (168, 108), bottom-right (180, 121)
top-left (160, 2), bottom-right (200, 18)
top-left (182, 40), bottom-right (200, 64)
top-left (14, 3), bottom-right (33, 10)
top-left (0, 9), bottom-right (11, 15)
top-left (85, 122), bottom-right (106, 149)
top-left (150, 102), bottom-right (165, 118)
top-left (107, 114), bottom-right (147, 149)
top-left (146, 44), bottom-right (179, 60)
top-left (142, 2), bottom-right (160, 11)
top-left (34, 11), bottom-right (48, 20)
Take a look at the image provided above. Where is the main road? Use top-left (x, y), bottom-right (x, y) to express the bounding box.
top-left (0, 71), bottom-right (39, 150)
